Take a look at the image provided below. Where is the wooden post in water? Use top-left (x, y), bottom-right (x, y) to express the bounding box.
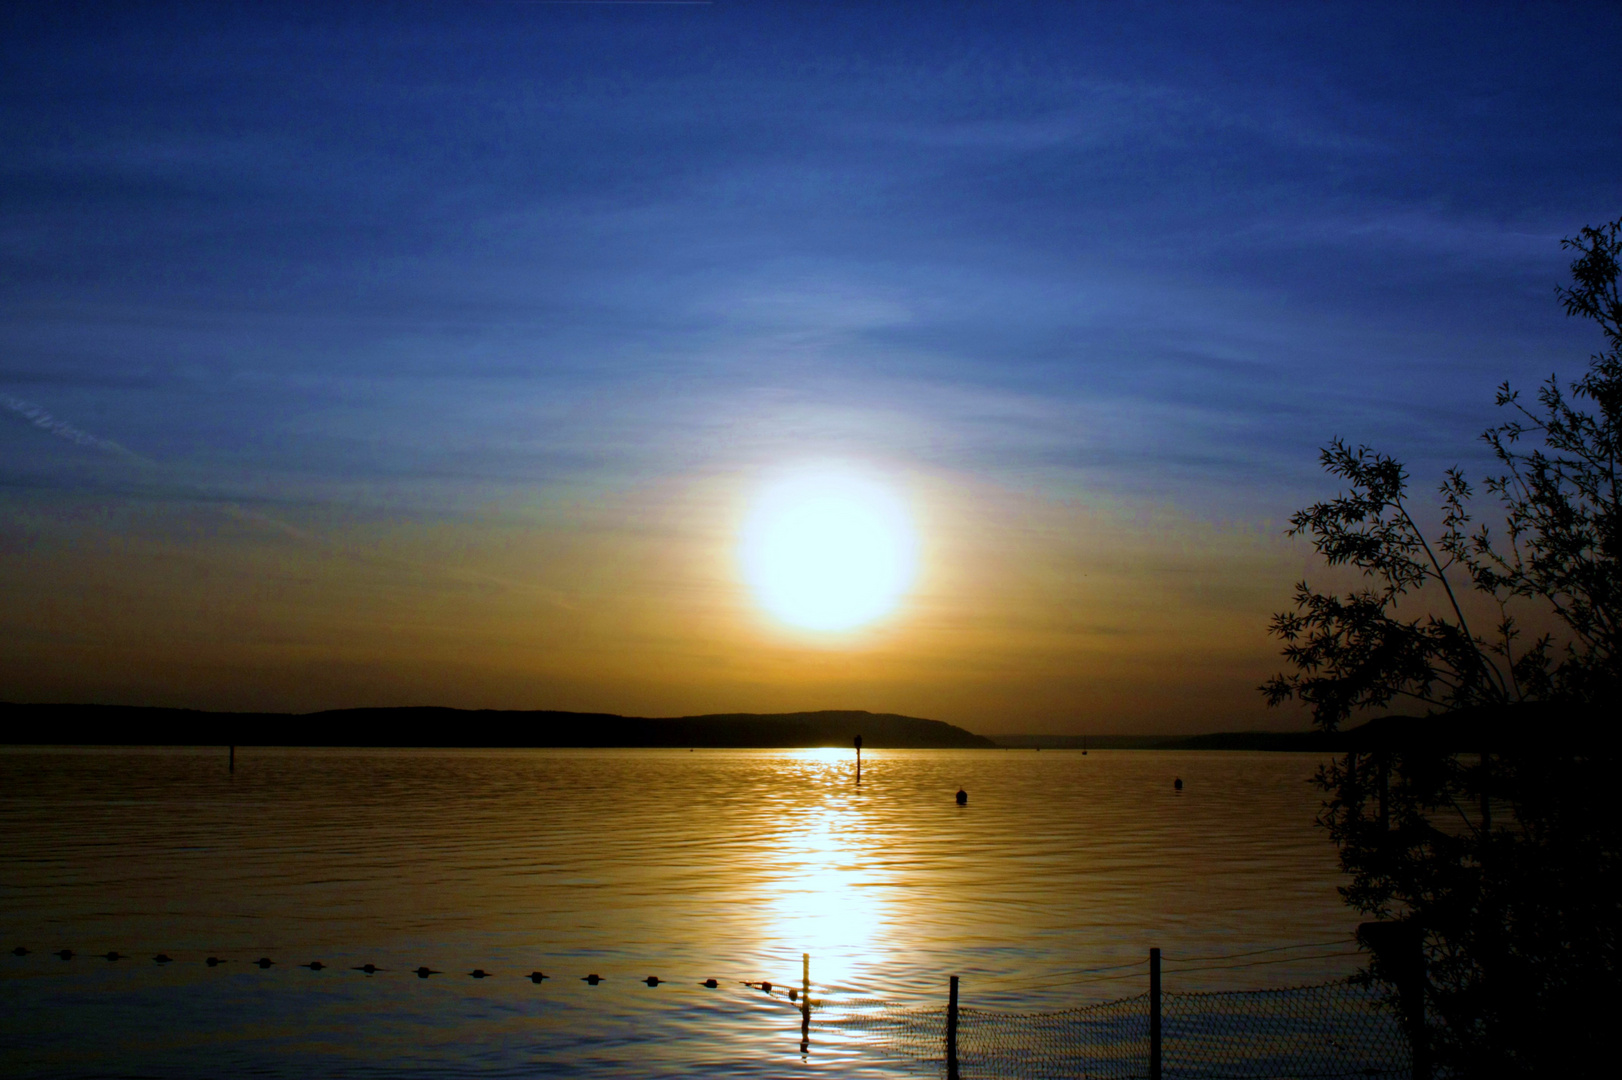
top-left (800, 952), bottom-right (811, 1054)
top-left (1149, 948), bottom-right (1162, 1080)
top-left (946, 975), bottom-right (960, 1080)
top-left (854, 735), bottom-right (862, 785)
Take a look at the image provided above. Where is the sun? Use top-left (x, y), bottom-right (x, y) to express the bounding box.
top-left (739, 468), bottom-right (918, 633)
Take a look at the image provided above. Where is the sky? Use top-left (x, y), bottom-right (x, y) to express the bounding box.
top-left (1, 1), bottom-right (1617, 734)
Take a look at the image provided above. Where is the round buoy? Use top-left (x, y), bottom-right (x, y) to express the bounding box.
top-left (154, 954), bottom-right (173, 964)
top-left (353, 963), bottom-right (381, 974)
top-left (701, 978), bottom-right (718, 988)
top-left (206, 957), bottom-right (226, 967)
top-left (55, 950), bottom-right (74, 961)
top-left (302, 961), bottom-right (325, 971)
top-left (469, 969), bottom-right (490, 979)
top-left (955, 788), bottom-right (968, 806)
top-left (414, 967), bottom-right (439, 979)
top-left (788, 987), bottom-right (798, 1001)
top-left (254, 958), bottom-right (274, 968)
top-left (1174, 777), bottom-right (1183, 791)
top-left (761, 980), bottom-right (772, 993)
top-left (644, 976), bottom-right (660, 986)
top-left (11, 946), bottom-right (29, 957)
top-left (583, 973), bottom-right (602, 985)
top-left (102, 952), bottom-right (124, 962)
top-left (527, 971), bottom-right (548, 983)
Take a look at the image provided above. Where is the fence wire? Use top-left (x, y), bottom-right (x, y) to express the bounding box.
top-left (1162, 981), bottom-right (1410, 1079)
top-left (825, 978), bottom-right (1411, 1080)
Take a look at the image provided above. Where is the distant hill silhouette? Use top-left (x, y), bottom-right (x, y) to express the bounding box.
top-left (0, 704), bottom-right (996, 749)
top-left (994, 731), bottom-right (1338, 750)
top-left (10, 702), bottom-right (1601, 752)
top-left (995, 703), bottom-right (1613, 751)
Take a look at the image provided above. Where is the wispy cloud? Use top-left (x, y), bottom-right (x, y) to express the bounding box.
top-left (2, 395), bottom-right (147, 462)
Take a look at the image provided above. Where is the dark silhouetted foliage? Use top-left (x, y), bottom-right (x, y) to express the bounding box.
top-left (1265, 219), bottom-right (1621, 1079)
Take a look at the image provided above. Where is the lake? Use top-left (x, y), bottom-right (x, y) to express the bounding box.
top-left (0, 747), bottom-right (1365, 1077)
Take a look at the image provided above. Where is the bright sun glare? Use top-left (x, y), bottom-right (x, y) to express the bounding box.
top-left (740, 468), bottom-right (918, 633)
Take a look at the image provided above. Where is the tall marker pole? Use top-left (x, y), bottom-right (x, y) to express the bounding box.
top-left (854, 735), bottom-right (862, 785)
top-left (946, 974), bottom-right (960, 1080)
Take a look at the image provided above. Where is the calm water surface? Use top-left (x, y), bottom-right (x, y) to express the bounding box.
top-left (0, 748), bottom-right (1362, 1077)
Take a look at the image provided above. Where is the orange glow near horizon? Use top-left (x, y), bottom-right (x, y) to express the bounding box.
top-left (0, 464), bottom-right (1303, 735)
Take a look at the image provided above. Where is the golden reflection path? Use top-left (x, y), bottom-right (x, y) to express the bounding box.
top-left (757, 748), bottom-right (888, 989)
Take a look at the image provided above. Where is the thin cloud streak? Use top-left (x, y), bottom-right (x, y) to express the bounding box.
top-left (3, 395), bottom-right (147, 462)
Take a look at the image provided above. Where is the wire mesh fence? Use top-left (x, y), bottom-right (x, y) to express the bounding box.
top-left (1162, 981), bottom-right (1410, 1079)
top-left (825, 978), bottom-right (1411, 1080)
top-left (7, 932), bottom-right (1415, 1079)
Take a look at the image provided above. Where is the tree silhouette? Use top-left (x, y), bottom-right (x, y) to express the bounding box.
top-left (1264, 219), bottom-right (1621, 1079)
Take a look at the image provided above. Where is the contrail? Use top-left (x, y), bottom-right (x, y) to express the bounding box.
top-left (2, 394), bottom-right (149, 462)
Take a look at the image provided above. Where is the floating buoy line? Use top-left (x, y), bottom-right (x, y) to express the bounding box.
top-left (4, 942), bottom-right (815, 1000)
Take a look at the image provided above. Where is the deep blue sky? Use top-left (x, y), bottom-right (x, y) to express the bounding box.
top-left (2, 2), bottom-right (1618, 722)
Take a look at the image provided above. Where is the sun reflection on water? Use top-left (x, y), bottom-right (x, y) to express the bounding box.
top-left (759, 750), bottom-right (887, 988)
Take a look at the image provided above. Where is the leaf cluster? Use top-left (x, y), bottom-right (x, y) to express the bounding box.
top-left (1265, 219), bottom-right (1622, 729)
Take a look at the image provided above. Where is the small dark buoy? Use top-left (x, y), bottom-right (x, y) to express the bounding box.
top-left (302, 961), bottom-right (325, 971)
top-left (353, 964), bottom-right (382, 974)
top-left (206, 957), bottom-right (226, 967)
top-left (583, 973), bottom-right (602, 985)
top-left (101, 952), bottom-right (124, 962)
top-left (643, 975), bottom-right (660, 986)
top-left (700, 978), bottom-right (718, 988)
top-left (1174, 777), bottom-right (1183, 791)
top-left (788, 987), bottom-right (798, 1001)
top-left (469, 969), bottom-right (491, 979)
top-left (761, 980), bottom-right (772, 994)
top-left (414, 967), bottom-right (439, 978)
top-left (11, 946), bottom-right (29, 957)
top-left (955, 788), bottom-right (968, 805)
top-left (154, 954), bottom-right (173, 964)
top-left (55, 949), bottom-right (74, 961)
top-left (527, 971), bottom-right (548, 983)
top-left (254, 957), bottom-right (274, 969)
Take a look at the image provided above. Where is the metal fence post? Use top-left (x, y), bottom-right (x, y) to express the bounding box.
top-left (947, 974), bottom-right (960, 1080)
top-left (1150, 947), bottom-right (1162, 1080)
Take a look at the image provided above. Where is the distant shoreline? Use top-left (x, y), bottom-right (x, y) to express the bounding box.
top-left (4, 702), bottom-right (1560, 752)
top-left (994, 732), bottom-right (1337, 751)
top-left (0, 704), bottom-right (995, 749)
